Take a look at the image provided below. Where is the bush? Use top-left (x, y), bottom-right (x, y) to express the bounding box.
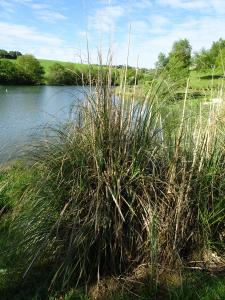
top-left (6, 66), bottom-right (225, 292)
top-left (47, 63), bottom-right (80, 85)
top-left (0, 60), bottom-right (23, 84)
top-left (17, 54), bottom-right (44, 84)
top-left (0, 55), bottom-right (44, 85)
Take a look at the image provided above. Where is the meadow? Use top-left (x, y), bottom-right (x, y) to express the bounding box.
top-left (1, 56), bottom-right (224, 90)
top-left (38, 59), bottom-right (90, 76)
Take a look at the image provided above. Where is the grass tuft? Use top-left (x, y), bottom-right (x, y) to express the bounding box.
top-left (3, 61), bottom-right (225, 295)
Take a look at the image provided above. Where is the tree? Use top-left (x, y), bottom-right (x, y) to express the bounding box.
top-left (168, 38), bottom-right (192, 69)
top-left (47, 63), bottom-right (78, 85)
top-left (193, 48), bottom-right (214, 71)
top-left (155, 52), bottom-right (168, 70)
top-left (166, 39), bottom-right (192, 84)
top-left (210, 38), bottom-right (225, 65)
top-left (0, 49), bottom-right (22, 59)
top-left (17, 55), bottom-right (44, 84)
top-left (215, 48), bottom-right (225, 71)
top-left (0, 49), bottom-right (8, 58)
top-left (0, 60), bottom-right (22, 84)
top-left (8, 51), bottom-right (22, 59)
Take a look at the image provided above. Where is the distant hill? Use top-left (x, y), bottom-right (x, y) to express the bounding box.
top-left (38, 59), bottom-right (89, 76)
top-left (0, 57), bottom-right (89, 75)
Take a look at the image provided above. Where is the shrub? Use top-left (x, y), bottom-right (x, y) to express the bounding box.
top-left (47, 63), bottom-right (80, 85)
top-left (17, 54), bottom-right (44, 84)
top-left (8, 65), bottom-right (225, 291)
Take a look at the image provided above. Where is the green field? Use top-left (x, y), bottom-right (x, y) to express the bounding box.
top-left (1, 57), bottom-right (225, 92)
top-left (190, 70), bottom-right (225, 90)
top-left (38, 59), bottom-right (90, 76)
top-left (0, 58), bottom-right (89, 75)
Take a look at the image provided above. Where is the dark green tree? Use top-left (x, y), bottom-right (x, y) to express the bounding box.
top-left (8, 51), bottom-right (22, 59)
top-left (17, 54), bottom-right (44, 84)
top-left (210, 38), bottom-right (225, 65)
top-left (166, 39), bottom-right (192, 84)
top-left (168, 38), bottom-right (192, 69)
top-left (193, 48), bottom-right (214, 71)
top-left (0, 60), bottom-right (23, 84)
top-left (155, 52), bottom-right (168, 69)
top-left (0, 49), bottom-right (8, 58)
top-left (47, 63), bottom-right (78, 85)
top-left (215, 48), bottom-right (225, 71)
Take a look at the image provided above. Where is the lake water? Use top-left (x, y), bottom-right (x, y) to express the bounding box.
top-left (0, 85), bottom-right (86, 162)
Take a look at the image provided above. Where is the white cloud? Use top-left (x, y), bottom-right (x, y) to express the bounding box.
top-left (126, 16), bottom-right (225, 67)
top-left (0, 0), bottom-right (67, 23)
top-left (37, 10), bottom-right (67, 22)
top-left (0, 21), bottom-right (65, 61)
top-left (89, 5), bottom-right (124, 33)
top-left (31, 3), bottom-right (50, 10)
top-left (158, 0), bottom-right (209, 9)
top-left (158, 0), bottom-right (225, 12)
top-left (0, 21), bottom-right (81, 62)
top-left (1, 0), bottom-right (225, 68)
top-left (0, 22), bottom-right (62, 45)
top-left (210, 0), bottom-right (225, 12)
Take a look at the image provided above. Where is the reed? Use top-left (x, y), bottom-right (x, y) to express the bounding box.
top-left (9, 56), bottom-right (225, 291)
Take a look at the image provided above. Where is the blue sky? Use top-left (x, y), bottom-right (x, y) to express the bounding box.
top-left (1, 0), bottom-right (225, 67)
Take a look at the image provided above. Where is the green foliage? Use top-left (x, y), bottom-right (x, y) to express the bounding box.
top-left (193, 48), bottom-right (214, 71)
top-left (0, 49), bottom-right (8, 58)
top-left (167, 272), bottom-right (225, 300)
top-left (215, 47), bottom-right (225, 71)
top-left (0, 49), bottom-right (22, 59)
top-left (0, 65), bottom-right (225, 298)
top-left (0, 60), bottom-right (21, 84)
top-left (47, 63), bottom-right (80, 85)
top-left (47, 62), bottom-right (123, 86)
top-left (193, 38), bottom-right (225, 72)
top-left (210, 38), bottom-right (225, 65)
top-left (168, 38), bottom-right (192, 68)
top-left (4, 66), bottom-right (223, 294)
top-left (155, 52), bottom-right (169, 70)
top-left (165, 39), bottom-right (192, 85)
top-left (0, 162), bottom-right (36, 212)
top-left (17, 55), bottom-right (44, 84)
top-left (0, 55), bottom-right (44, 85)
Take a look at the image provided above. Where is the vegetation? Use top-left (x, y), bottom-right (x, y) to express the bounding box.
top-left (17, 55), bottom-right (44, 84)
top-left (1, 57), bottom-right (225, 298)
top-left (1, 38), bottom-right (225, 299)
top-left (0, 55), bottom-right (44, 85)
top-left (193, 38), bottom-right (225, 71)
top-left (155, 39), bottom-right (192, 87)
top-left (0, 49), bottom-right (22, 59)
top-left (47, 63), bottom-right (80, 85)
top-left (1, 37), bottom-right (225, 87)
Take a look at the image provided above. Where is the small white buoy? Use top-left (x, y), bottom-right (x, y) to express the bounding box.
top-left (5, 89), bottom-right (7, 93)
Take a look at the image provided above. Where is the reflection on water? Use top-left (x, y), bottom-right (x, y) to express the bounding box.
top-left (0, 85), bottom-right (85, 162)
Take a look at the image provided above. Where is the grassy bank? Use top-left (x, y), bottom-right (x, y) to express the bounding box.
top-left (38, 59), bottom-right (90, 77)
top-left (0, 58), bottom-right (88, 75)
top-left (0, 63), bottom-right (225, 299)
top-left (1, 57), bottom-right (224, 90)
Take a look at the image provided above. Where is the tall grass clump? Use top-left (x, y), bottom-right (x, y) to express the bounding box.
top-left (8, 57), bottom-right (225, 291)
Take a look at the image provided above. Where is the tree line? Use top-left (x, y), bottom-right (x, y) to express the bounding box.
top-left (0, 49), bottom-right (22, 59)
top-left (155, 37), bottom-right (225, 74)
top-left (0, 55), bottom-right (44, 84)
top-left (0, 54), bottom-right (151, 86)
top-left (1, 38), bottom-right (225, 86)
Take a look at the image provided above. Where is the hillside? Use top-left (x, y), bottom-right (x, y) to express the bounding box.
top-left (0, 58), bottom-right (89, 75)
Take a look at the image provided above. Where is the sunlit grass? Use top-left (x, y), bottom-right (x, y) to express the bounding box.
top-left (0, 59), bottom-right (225, 299)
